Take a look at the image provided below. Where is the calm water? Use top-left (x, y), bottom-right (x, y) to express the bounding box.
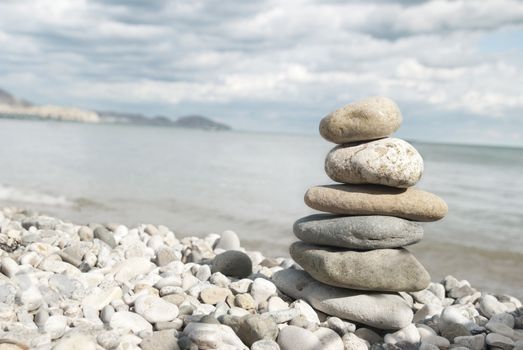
top-left (1, 119), bottom-right (522, 298)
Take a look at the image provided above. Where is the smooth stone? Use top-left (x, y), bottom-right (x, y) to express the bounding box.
top-left (319, 96), bottom-right (402, 144)
top-left (487, 333), bottom-right (514, 350)
top-left (454, 334), bottom-right (486, 350)
top-left (53, 334), bottom-right (98, 350)
top-left (291, 300), bottom-right (320, 324)
top-left (111, 257), bottom-right (155, 283)
top-left (212, 250), bottom-right (252, 278)
top-left (251, 278), bottom-right (277, 306)
top-left (134, 295), bottom-right (179, 323)
top-left (44, 315), bottom-right (67, 340)
top-left (235, 293), bottom-right (255, 310)
top-left (109, 311), bottom-right (153, 334)
top-left (182, 322), bottom-right (247, 349)
top-left (82, 287), bottom-right (122, 310)
top-left (277, 325), bottom-right (322, 350)
top-left (215, 230), bottom-right (240, 250)
top-left (237, 314), bottom-right (279, 346)
top-left (325, 138), bottom-right (423, 188)
top-left (290, 242), bottom-right (430, 292)
top-left (272, 269), bottom-right (413, 330)
top-left (341, 333), bottom-right (369, 350)
top-left (141, 330), bottom-right (180, 350)
top-left (480, 295), bottom-right (508, 318)
top-left (94, 226), bottom-right (116, 248)
top-left (251, 339), bottom-right (281, 350)
top-left (304, 184), bottom-right (448, 222)
top-left (314, 327), bottom-right (344, 350)
top-left (384, 324), bottom-right (420, 345)
top-left (200, 286), bottom-right (232, 305)
top-left (293, 214), bottom-right (423, 249)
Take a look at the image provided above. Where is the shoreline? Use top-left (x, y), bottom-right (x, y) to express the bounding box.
top-left (0, 207), bottom-right (522, 349)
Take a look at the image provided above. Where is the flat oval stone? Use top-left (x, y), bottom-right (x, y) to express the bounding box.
top-left (272, 269), bottom-right (413, 330)
top-left (319, 96), bottom-right (402, 144)
top-left (290, 242), bottom-right (430, 292)
top-left (325, 138), bottom-right (423, 188)
top-left (304, 184), bottom-right (447, 222)
top-left (293, 214), bottom-right (423, 249)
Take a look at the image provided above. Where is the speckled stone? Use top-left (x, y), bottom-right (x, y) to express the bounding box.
top-left (293, 214), bottom-right (423, 249)
top-left (319, 96), bottom-right (402, 144)
top-left (290, 242), bottom-right (430, 292)
top-left (325, 138), bottom-right (423, 188)
top-left (304, 184), bottom-right (447, 222)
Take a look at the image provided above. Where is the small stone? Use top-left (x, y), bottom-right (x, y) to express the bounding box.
top-left (78, 226), bottom-right (94, 241)
top-left (156, 247), bottom-right (177, 267)
top-left (341, 333), bottom-right (369, 350)
top-left (229, 279), bottom-right (252, 294)
top-left (277, 325), bottom-right (322, 350)
top-left (325, 138), bottom-right (423, 188)
top-left (354, 327), bottom-right (382, 345)
top-left (251, 278), bottom-right (277, 306)
top-left (212, 250), bottom-right (252, 278)
top-left (235, 294), bottom-right (255, 310)
top-left (53, 334), bottom-right (98, 350)
top-left (454, 334), bottom-right (486, 350)
top-left (486, 333), bottom-right (515, 350)
top-left (384, 324), bottom-right (420, 345)
top-left (200, 286), bottom-right (232, 305)
top-left (82, 287), bottom-right (122, 310)
top-left (237, 314), bottom-right (279, 346)
top-left (314, 327), bottom-right (344, 350)
top-left (290, 242), bottom-right (430, 292)
top-left (293, 214), bottom-right (423, 250)
top-left (44, 315), bottom-right (67, 340)
top-left (134, 295), bottom-right (179, 323)
top-left (141, 330), bottom-right (180, 350)
top-left (251, 339), bottom-right (281, 350)
top-left (215, 230), bottom-right (240, 251)
top-left (110, 311), bottom-right (153, 334)
top-left (291, 300), bottom-right (320, 324)
top-left (326, 317), bottom-right (355, 336)
top-left (94, 226), bottom-right (116, 248)
top-left (319, 96), bottom-right (402, 144)
top-left (480, 295), bottom-right (508, 318)
top-left (182, 322), bottom-right (247, 349)
top-left (112, 257), bottom-right (155, 283)
top-left (439, 322), bottom-right (471, 341)
top-left (304, 185), bottom-right (448, 222)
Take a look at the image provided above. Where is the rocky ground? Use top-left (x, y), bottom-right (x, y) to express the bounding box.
top-left (0, 208), bottom-right (522, 350)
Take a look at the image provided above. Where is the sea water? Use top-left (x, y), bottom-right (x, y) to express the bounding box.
top-left (1, 119), bottom-right (522, 297)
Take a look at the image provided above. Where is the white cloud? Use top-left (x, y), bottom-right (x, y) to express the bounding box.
top-left (0, 0), bottom-right (522, 145)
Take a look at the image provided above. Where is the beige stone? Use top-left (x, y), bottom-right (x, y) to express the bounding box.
top-left (325, 138), bottom-right (423, 188)
top-left (319, 96), bottom-right (402, 144)
top-left (304, 184), bottom-right (447, 222)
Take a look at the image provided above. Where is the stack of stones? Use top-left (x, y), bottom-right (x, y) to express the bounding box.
top-left (281, 96), bottom-right (448, 330)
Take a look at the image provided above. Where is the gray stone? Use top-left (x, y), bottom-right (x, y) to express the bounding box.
top-left (237, 314), bottom-right (279, 346)
top-left (294, 214), bottom-right (423, 250)
top-left (319, 96), bottom-right (402, 144)
top-left (439, 322), bottom-right (470, 341)
top-left (277, 325), bottom-right (322, 350)
top-left (325, 138), bottom-right (423, 188)
top-left (454, 334), bottom-right (486, 350)
top-left (182, 322), bottom-right (247, 349)
top-left (272, 269), bottom-right (413, 330)
top-left (290, 242), bottom-right (430, 292)
top-left (94, 226), bottom-right (116, 248)
top-left (314, 327), bottom-right (344, 350)
top-left (251, 339), bottom-right (281, 350)
top-left (342, 333), bottom-right (369, 350)
top-left (486, 333), bottom-right (514, 350)
top-left (212, 250), bottom-right (252, 278)
top-left (304, 185), bottom-right (448, 222)
top-left (480, 295), bottom-right (508, 318)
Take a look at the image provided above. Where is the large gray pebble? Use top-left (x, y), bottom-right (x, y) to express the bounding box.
top-left (212, 250), bottom-right (252, 278)
top-left (237, 314), bottom-right (279, 346)
top-left (294, 214), bottom-right (423, 250)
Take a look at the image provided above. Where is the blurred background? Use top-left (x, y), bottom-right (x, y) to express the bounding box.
top-left (0, 0), bottom-right (522, 297)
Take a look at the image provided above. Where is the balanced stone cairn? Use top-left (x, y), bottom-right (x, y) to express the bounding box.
top-left (275, 96), bottom-right (448, 330)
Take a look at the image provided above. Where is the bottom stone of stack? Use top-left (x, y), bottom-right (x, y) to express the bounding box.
top-left (290, 241), bottom-right (431, 292)
top-left (272, 269), bottom-right (413, 330)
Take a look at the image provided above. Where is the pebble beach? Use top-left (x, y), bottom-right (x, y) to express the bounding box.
top-left (0, 208), bottom-right (522, 350)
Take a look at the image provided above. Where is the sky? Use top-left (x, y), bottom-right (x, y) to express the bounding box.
top-left (0, 0), bottom-right (523, 146)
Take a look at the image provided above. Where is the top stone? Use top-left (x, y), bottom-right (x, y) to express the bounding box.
top-left (319, 96), bottom-right (402, 144)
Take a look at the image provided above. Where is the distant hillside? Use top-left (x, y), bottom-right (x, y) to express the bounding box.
top-left (0, 88), bottom-right (231, 130)
top-left (173, 115), bottom-right (231, 131)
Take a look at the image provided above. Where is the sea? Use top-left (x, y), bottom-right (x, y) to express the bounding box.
top-left (1, 119), bottom-right (522, 299)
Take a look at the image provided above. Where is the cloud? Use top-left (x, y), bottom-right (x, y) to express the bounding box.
top-left (0, 0), bottom-right (522, 145)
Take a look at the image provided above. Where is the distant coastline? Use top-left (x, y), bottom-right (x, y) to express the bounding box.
top-left (0, 87), bottom-right (231, 131)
